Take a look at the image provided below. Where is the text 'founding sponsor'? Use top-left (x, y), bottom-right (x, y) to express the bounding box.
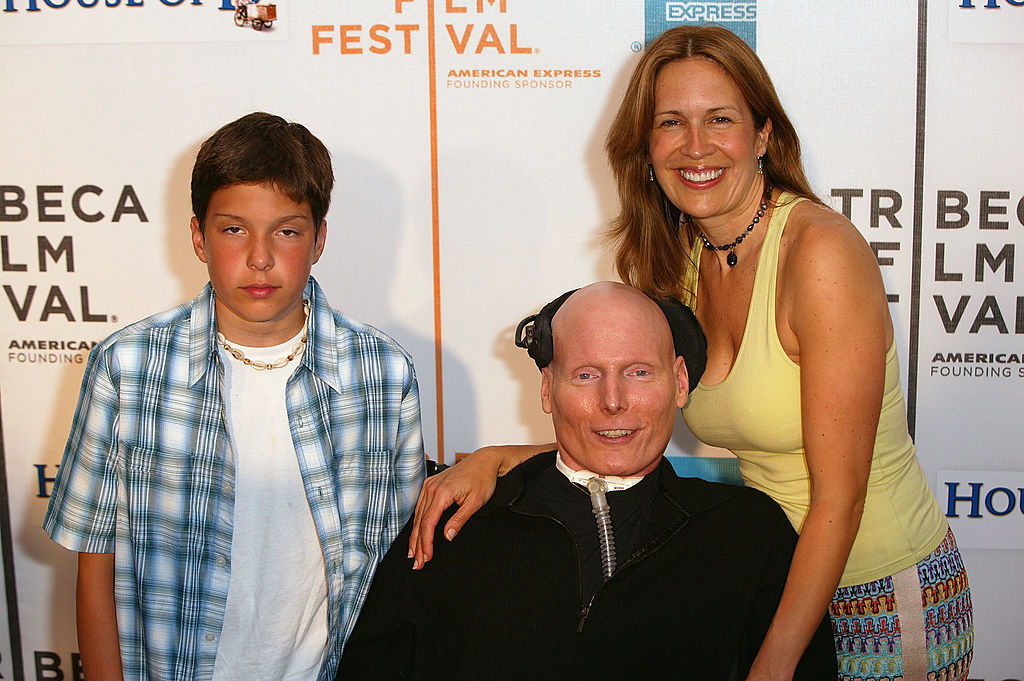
top-left (930, 352), bottom-right (1024, 379)
top-left (445, 68), bottom-right (601, 90)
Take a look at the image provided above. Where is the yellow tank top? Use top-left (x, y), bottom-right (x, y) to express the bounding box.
top-left (681, 193), bottom-right (947, 587)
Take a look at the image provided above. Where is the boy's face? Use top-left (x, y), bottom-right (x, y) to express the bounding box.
top-left (191, 182), bottom-right (326, 347)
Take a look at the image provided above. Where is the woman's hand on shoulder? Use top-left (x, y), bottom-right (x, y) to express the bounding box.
top-left (408, 444), bottom-right (549, 569)
top-left (408, 448), bottom-right (501, 569)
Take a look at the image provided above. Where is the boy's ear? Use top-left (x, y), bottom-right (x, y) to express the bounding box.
top-left (312, 220), bottom-right (327, 264)
top-left (190, 216), bottom-right (209, 264)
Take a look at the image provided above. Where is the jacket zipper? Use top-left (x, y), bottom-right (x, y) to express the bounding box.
top-left (577, 595), bottom-right (596, 631)
top-left (576, 551), bottom-right (641, 631)
top-left (510, 507), bottom-right (587, 631)
top-left (511, 488), bottom-right (689, 633)
top-left (575, 504), bottom-right (689, 631)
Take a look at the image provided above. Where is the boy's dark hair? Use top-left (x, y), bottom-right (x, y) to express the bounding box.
top-left (191, 112), bottom-right (334, 231)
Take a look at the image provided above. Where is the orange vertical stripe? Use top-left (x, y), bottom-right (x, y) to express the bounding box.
top-left (426, 0), bottom-right (445, 463)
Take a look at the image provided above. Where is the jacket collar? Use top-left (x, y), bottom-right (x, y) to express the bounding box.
top-left (496, 453), bottom-right (742, 568)
top-left (491, 451), bottom-right (738, 520)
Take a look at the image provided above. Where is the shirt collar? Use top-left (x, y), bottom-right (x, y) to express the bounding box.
top-left (497, 453), bottom-right (731, 522)
top-left (554, 451), bottom-right (648, 491)
top-left (189, 282), bottom-right (218, 387)
top-left (301, 276), bottom-right (342, 394)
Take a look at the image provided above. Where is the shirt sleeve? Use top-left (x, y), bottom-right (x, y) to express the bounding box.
top-left (43, 344), bottom-right (121, 553)
top-left (389, 355), bottom-right (425, 533)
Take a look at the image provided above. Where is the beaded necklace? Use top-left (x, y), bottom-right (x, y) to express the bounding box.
top-left (698, 186), bottom-right (772, 268)
top-left (217, 299), bottom-right (309, 371)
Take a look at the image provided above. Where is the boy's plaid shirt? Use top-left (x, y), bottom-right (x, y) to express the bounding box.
top-left (44, 277), bottom-right (425, 681)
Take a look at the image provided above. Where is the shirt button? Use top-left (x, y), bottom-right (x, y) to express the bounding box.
top-left (204, 633), bottom-right (216, 642)
top-left (223, 482), bottom-right (233, 494)
top-left (215, 556), bottom-right (228, 567)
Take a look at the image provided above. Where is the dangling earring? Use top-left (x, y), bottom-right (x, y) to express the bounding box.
top-left (757, 155), bottom-right (764, 174)
top-left (648, 163), bottom-right (655, 182)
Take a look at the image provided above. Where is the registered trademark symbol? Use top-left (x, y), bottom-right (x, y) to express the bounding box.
top-left (631, 41), bottom-right (642, 53)
top-left (533, 48), bottom-right (539, 54)
top-left (111, 315), bottom-right (118, 323)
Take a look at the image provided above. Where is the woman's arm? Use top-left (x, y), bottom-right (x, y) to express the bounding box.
top-left (746, 207), bottom-right (888, 680)
top-left (77, 552), bottom-right (124, 681)
top-left (409, 444), bottom-right (552, 569)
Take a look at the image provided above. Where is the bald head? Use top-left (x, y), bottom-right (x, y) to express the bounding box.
top-left (550, 282), bottom-right (676, 372)
top-left (540, 282), bottom-right (689, 477)
top-left (516, 282), bottom-right (706, 386)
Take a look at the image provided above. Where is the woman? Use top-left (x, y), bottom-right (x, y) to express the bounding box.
top-left (410, 26), bottom-right (973, 681)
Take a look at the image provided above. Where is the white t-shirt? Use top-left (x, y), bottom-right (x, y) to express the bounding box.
top-left (212, 331), bottom-right (328, 680)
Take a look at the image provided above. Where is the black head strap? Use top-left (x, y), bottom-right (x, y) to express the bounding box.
top-left (515, 288), bottom-right (707, 386)
top-left (514, 288), bottom-right (578, 370)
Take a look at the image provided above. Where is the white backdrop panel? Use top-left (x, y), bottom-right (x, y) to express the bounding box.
top-left (1, 1), bottom-right (1021, 678)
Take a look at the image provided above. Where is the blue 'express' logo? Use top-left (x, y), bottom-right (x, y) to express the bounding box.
top-left (645, 0), bottom-right (758, 48)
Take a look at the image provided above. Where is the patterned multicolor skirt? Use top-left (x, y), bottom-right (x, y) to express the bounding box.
top-left (830, 527), bottom-right (973, 681)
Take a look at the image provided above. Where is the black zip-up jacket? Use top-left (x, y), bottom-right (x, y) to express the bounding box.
top-left (339, 452), bottom-right (836, 680)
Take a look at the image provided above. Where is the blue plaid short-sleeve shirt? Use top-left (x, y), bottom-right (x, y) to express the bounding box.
top-left (44, 277), bottom-right (425, 681)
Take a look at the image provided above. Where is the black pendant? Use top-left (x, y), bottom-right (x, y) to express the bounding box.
top-left (698, 186), bottom-right (772, 269)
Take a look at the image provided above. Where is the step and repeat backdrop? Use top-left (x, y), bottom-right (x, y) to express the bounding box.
top-left (1, 0), bottom-right (1022, 678)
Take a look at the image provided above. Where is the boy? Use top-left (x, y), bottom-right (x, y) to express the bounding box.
top-left (43, 112), bottom-right (425, 681)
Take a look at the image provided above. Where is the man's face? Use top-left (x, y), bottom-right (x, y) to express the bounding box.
top-left (191, 182), bottom-right (326, 347)
top-left (541, 283), bottom-right (689, 477)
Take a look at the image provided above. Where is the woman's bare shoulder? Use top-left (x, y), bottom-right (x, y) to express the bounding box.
top-left (781, 199), bottom-right (879, 278)
top-left (776, 198), bottom-right (889, 344)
